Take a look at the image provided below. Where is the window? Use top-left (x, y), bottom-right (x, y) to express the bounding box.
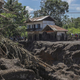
top-left (27, 25), bottom-right (30, 29)
top-left (32, 24), bottom-right (36, 28)
top-left (37, 24), bottom-right (40, 29)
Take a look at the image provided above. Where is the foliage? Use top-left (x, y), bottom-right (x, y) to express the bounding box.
top-left (34, 0), bottom-right (69, 26)
top-left (18, 26), bottom-right (28, 37)
top-left (0, 0), bottom-right (29, 37)
top-left (62, 17), bottom-right (80, 34)
top-left (68, 28), bottom-right (80, 34)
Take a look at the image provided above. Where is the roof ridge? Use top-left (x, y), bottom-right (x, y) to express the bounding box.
top-left (30, 15), bottom-right (49, 19)
top-left (26, 15), bottom-right (55, 23)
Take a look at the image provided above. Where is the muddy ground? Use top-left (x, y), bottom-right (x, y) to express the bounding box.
top-left (19, 41), bottom-right (80, 80)
top-left (0, 38), bottom-right (80, 80)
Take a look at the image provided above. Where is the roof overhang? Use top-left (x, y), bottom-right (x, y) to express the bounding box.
top-left (42, 25), bottom-right (68, 32)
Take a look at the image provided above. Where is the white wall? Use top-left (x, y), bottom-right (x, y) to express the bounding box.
top-left (27, 20), bottom-right (55, 29)
top-left (57, 32), bottom-right (65, 36)
top-left (42, 21), bottom-right (55, 29)
top-left (57, 32), bottom-right (66, 40)
top-left (27, 21), bottom-right (43, 29)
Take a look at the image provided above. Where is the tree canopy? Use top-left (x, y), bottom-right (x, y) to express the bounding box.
top-left (63, 17), bottom-right (80, 34)
top-left (34, 0), bottom-right (69, 26)
top-left (0, 0), bottom-right (29, 37)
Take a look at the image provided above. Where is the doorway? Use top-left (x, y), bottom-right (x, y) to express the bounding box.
top-left (34, 34), bottom-right (37, 40)
top-left (39, 34), bottom-right (42, 40)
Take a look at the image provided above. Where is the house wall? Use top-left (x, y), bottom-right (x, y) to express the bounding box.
top-left (42, 21), bottom-right (55, 29)
top-left (57, 32), bottom-right (67, 41)
top-left (27, 21), bottom-right (55, 29)
top-left (27, 20), bottom-right (55, 41)
top-left (27, 21), bottom-right (43, 29)
top-left (27, 20), bottom-right (67, 41)
top-left (57, 32), bottom-right (65, 35)
top-left (28, 31), bottom-right (67, 41)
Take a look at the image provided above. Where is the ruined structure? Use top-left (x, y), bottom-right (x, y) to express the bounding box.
top-left (25, 16), bottom-right (68, 41)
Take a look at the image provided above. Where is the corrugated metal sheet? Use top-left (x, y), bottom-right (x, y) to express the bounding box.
top-left (43, 25), bottom-right (68, 32)
top-left (25, 16), bottom-right (55, 23)
top-left (29, 16), bottom-right (49, 22)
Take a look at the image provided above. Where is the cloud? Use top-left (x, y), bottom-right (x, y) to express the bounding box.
top-left (66, 0), bottom-right (74, 5)
top-left (62, 0), bottom-right (80, 11)
top-left (76, 7), bottom-right (80, 11)
top-left (69, 4), bottom-right (80, 11)
top-left (26, 6), bottom-right (34, 13)
top-left (62, 0), bottom-right (74, 5)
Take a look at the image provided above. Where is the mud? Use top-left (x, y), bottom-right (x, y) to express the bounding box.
top-left (19, 41), bottom-right (80, 80)
top-left (1, 37), bottom-right (80, 80)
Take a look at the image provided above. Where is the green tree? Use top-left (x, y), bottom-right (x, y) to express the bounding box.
top-left (34, 0), bottom-right (69, 26)
top-left (62, 17), bottom-right (80, 33)
top-left (0, 0), bottom-right (29, 37)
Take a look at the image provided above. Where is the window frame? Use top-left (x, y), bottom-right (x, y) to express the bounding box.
top-left (27, 25), bottom-right (30, 29)
top-left (37, 24), bottom-right (40, 29)
top-left (32, 24), bottom-right (36, 29)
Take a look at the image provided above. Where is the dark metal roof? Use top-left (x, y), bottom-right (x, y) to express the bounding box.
top-left (25, 16), bottom-right (55, 23)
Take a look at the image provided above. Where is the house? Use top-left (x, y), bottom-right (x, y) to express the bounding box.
top-left (25, 16), bottom-right (68, 41)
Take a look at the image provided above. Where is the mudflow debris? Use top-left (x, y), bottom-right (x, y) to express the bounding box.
top-left (0, 35), bottom-right (80, 80)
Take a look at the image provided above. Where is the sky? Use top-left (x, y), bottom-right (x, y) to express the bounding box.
top-left (5, 0), bottom-right (80, 18)
top-left (18, 0), bottom-right (80, 12)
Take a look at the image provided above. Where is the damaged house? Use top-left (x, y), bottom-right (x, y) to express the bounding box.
top-left (25, 16), bottom-right (68, 41)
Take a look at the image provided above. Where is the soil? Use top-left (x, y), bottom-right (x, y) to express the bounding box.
top-left (1, 37), bottom-right (80, 80)
top-left (19, 41), bottom-right (80, 80)
top-left (0, 58), bottom-right (37, 80)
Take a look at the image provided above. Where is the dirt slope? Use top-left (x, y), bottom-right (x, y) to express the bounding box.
top-left (0, 58), bottom-right (37, 80)
top-left (1, 36), bottom-right (80, 80)
top-left (20, 41), bottom-right (80, 80)
top-left (0, 37), bottom-right (43, 80)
